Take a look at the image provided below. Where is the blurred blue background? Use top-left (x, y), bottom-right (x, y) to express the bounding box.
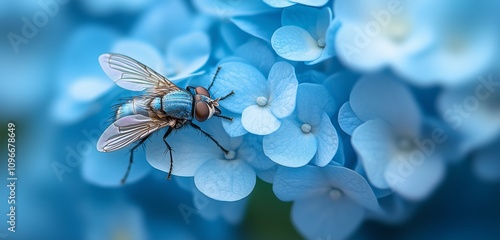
top-left (1, 0), bottom-right (500, 239)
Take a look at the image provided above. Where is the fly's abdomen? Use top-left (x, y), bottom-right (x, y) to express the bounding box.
top-left (162, 90), bottom-right (193, 120)
top-left (115, 97), bottom-right (152, 120)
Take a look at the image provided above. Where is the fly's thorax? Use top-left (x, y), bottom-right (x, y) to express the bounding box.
top-left (161, 90), bottom-right (194, 120)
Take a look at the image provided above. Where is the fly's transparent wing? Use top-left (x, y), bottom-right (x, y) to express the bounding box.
top-left (99, 53), bottom-right (180, 91)
top-left (97, 115), bottom-right (174, 152)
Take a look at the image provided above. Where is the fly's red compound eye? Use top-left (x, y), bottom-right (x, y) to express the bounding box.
top-left (195, 87), bottom-right (210, 97)
top-left (195, 101), bottom-right (210, 122)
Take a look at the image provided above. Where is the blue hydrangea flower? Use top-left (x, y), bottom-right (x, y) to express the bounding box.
top-left (343, 75), bottom-right (447, 200)
top-left (263, 83), bottom-right (339, 167)
top-left (147, 119), bottom-right (263, 201)
top-left (334, 0), bottom-right (435, 78)
top-left (438, 74), bottom-right (500, 152)
top-left (271, 5), bottom-right (337, 64)
top-left (211, 61), bottom-right (298, 135)
top-left (273, 165), bottom-right (379, 240)
top-left (263, 0), bottom-right (329, 8)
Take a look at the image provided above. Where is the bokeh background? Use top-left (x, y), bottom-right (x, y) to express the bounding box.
top-left (1, 0), bottom-right (500, 239)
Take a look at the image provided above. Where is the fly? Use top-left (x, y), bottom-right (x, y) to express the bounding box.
top-left (96, 53), bottom-right (234, 184)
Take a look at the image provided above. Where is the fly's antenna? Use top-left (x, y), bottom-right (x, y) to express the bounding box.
top-left (218, 91), bottom-right (235, 101)
top-left (208, 66), bottom-right (222, 92)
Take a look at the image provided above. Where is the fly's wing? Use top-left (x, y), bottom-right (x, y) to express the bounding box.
top-left (99, 53), bottom-right (180, 92)
top-left (97, 115), bottom-right (174, 152)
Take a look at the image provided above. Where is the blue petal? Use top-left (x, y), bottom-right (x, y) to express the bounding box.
top-left (220, 110), bottom-right (248, 137)
top-left (166, 31), bottom-right (210, 79)
top-left (306, 18), bottom-right (338, 65)
top-left (312, 113), bottom-right (338, 167)
top-left (111, 39), bottom-right (164, 75)
top-left (296, 83), bottom-right (335, 125)
top-left (194, 0), bottom-right (273, 17)
top-left (240, 134), bottom-right (276, 170)
top-left (273, 166), bottom-right (326, 201)
top-left (192, 188), bottom-right (248, 224)
top-left (323, 165), bottom-right (379, 212)
top-left (231, 11), bottom-right (282, 42)
top-left (132, 0), bottom-right (192, 48)
top-left (242, 105), bottom-right (281, 135)
top-left (82, 146), bottom-right (152, 187)
top-left (212, 62), bottom-right (268, 113)
top-left (263, 119), bottom-right (317, 167)
top-left (282, 5), bottom-right (322, 38)
top-left (234, 39), bottom-right (277, 76)
top-left (350, 75), bottom-right (421, 136)
top-left (292, 192), bottom-right (365, 240)
top-left (385, 156), bottom-right (445, 201)
top-left (338, 101), bottom-right (364, 135)
top-left (194, 159), bottom-right (256, 201)
top-left (290, 0), bottom-right (329, 7)
top-left (323, 71), bottom-right (359, 106)
top-left (146, 127), bottom-right (221, 177)
top-left (351, 120), bottom-right (394, 189)
top-left (268, 62), bottom-right (298, 118)
top-left (220, 22), bottom-right (252, 52)
top-left (52, 77), bottom-right (114, 123)
top-left (263, 0), bottom-right (295, 8)
top-left (271, 26), bottom-right (323, 61)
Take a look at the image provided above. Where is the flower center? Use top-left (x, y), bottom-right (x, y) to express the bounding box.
top-left (224, 150), bottom-right (236, 160)
top-left (301, 123), bottom-right (312, 133)
top-left (317, 37), bottom-right (326, 48)
top-left (329, 188), bottom-right (342, 200)
top-left (396, 136), bottom-right (415, 152)
top-left (256, 96), bottom-right (268, 106)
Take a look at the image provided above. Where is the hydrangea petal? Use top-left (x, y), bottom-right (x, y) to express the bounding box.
top-left (242, 105), bottom-right (281, 135)
top-left (268, 62), bottom-right (298, 118)
top-left (166, 31), bottom-right (210, 79)
top-left (240, 135), bottom-right (275, 170)
top-left (338, 101), bottom-right (364, 135)
top-left (324, 165), bottom-right (379, 212)
top-left (282, 5), bottom-right (321, 38)
top-left (273, 166), bottom-right (326, 201)
top-left (312, 113), bottom-right (338, 167)
top-left (194, 159), bottom-right (256, 202)
top-left (289, 0), bottom-right (328, 7)
top-left (292, 193), bottom-right (365, 240)
top-left (271, 26), bottom-right (323, 61)
top-left (234, 40), bottom-right (276, 76)
top-left (194, 0), bottom-right (273, 17)
top-left (221, 110), bottom-right (248, 137)
top-left (111, 39), bottom-right (164, 75)
top-left (351, 119), bottom-right (394, 189)
top-left (296, 83), bottom-right (334, 126)
top-left (263, 119), bottom-right (317, 167)
top-left (263, 0), bottom-right (295, 8)
top-left (212, 62), bottom-right (268, 113)
top-left (350, 75), bottom-right (421, 136)
top-left (231, 11), bottom-right (282, 42)
top-left (385, 156), bottom-right (445, 201)
top-left (146, 128), bottom-right (220, 177)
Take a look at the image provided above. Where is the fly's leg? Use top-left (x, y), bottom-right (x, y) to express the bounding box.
top-left (163, 127), bottom-right (174, 180)
top-left (189, 122), bottom-right (229, 154)
top-left (122, 136), bottom-right (149, 184)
